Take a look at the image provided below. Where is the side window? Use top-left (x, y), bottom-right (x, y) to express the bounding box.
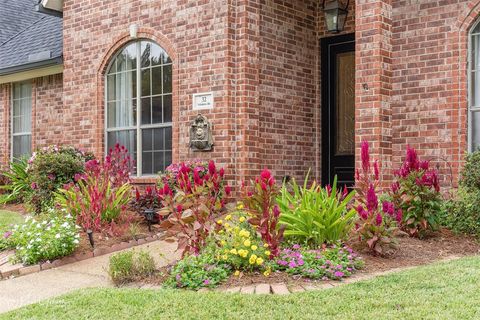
top-left (11, 82), bottom-right (32, 159)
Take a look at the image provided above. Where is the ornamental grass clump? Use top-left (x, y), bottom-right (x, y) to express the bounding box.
top-left (241, 169), bottom-right (284, 257)
top-left (272, 244), bottom-right (363, 280)
top-left (277, 174), bottom-right (356, 247)
top-left (355, 141), bottom-right (400, 256)
top-left (8, 214), bottom-right (80, 265)
top-left (56, 144), bottom-right (135, 235)
top-left (389, 146), bottom-right (442, 238)
top-left (159, 160), bottom-right (231, 256)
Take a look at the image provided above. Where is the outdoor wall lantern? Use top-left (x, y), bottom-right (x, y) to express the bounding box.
top-left (322, 0), bottom-right (349, 33)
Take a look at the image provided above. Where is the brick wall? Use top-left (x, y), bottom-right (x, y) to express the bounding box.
top-left (389, 0), bottom-right (480, 188)
top-left (0, 74), bottom-right (64, 169)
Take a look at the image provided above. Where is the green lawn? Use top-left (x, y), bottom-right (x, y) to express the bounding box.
top-left (0, 210), bottom-right (23, 233)
top-left (2, 256), bottom-right (480, 320)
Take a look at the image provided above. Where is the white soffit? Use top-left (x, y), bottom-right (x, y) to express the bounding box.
top-left (41, 0), bottom-right (63, 12)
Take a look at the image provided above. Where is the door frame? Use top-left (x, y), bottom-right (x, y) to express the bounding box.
top-left (321, 33), bottom-right (355, 186)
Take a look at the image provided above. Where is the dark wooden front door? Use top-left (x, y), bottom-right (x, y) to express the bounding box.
top-left (321, 34), bottom-right (355, 187)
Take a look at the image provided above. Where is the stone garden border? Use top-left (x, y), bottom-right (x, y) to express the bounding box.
top-left (0, 232), bottom-right (165, 280)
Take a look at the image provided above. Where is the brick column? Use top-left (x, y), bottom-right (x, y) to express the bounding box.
top-left (355, 0), bottom-right (393, 185)
top-left (233, 0), bottom-right (262, 185)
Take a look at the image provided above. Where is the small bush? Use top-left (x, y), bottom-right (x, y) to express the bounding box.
top-left (442, 187), bottom-right (480, 237)
top-left (27, 145), bottom-right (94, 213)
top-left (0, 158), bottom-right (30, 205)
top-left (164, 252), bottom-right (231, 290)
top-left (272, 244), bottom-right (364, 280)
top-left (277, 174), bottom-right (356, 247)
top-left (108, 250), bottom-right (156, 285)
top-left (389, 146), bottom-right (442, 238)
top-left (8, 214), bottom-right (80, 265)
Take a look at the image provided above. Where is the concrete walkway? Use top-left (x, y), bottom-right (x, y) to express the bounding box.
top-left (0, 240), bottom-right (178, 314)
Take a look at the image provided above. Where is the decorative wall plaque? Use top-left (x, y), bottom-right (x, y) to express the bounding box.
top-left (189, 114), bottom-right (213, 151)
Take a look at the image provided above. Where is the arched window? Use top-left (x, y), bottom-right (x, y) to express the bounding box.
top-left (105, 40), bottom-right (172, 175)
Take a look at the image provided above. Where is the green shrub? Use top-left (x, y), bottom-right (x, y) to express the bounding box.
top-left (442, 188), bottom-right (480, 237)
top-left (164, 252), bottom-right (231, 290)
top-left (27, 145), bottom-right (94, 213)
top-left (108, 250), bottom-right (156, 285)
top-left (8, 214), bottom-right (80, 265)
top-left (460, 151), bottom-right (480, 190)
top-left (0, 158), bottom-right (30, 204)
top-left (277, 175), bottom-right (356, 247)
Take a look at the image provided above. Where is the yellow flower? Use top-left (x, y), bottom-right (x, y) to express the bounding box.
top-left (234, 270), bottom-right (240, 276)
top-left (217, 220), bottom-right (223, 225)
top-left (263, 269), bottom-right (271, 277)
top-left (239, 250), bottom-right (248, 258)
top-left (230, 249), bottom-right (238, 255)
top-left (249, 254), bottom-right (257, 265)
top-left (264, 250), bottom-right (271, 256)
top-left (234, 226), bottom-right (240, 232)
top-left (263, 243), bottom-right (269, 248)
top-left (239, 217), bottom-right (246, 223)
top-left (237, 203), bottom-right (244, 209)
top-left (219, 230), bottom-right (224, 234)
top-left (226, 227), bottom-right (232, 232)
top-left (225, 214), bottom-right (232, 221)
top-left (256, 257), bottom-right (264, 265)
top-left (243, 239), bottom-right (251, 247)
top-left (222, 254), bottom-right (228, 260)
top-left (220, 240), bottom-right (226, 246)
top-left (224, 222), bottom-right (230, 228)
top-left (251, 245), bottom-right (258, 251)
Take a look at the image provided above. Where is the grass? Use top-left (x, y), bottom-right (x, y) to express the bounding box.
top-left (0, 209), bottom-right (23, 233)
top-left (2, 256), bottom-right (480, 319)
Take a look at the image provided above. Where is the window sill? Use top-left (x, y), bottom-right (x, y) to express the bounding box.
top-left (130, 176), bottom-right (158, 185)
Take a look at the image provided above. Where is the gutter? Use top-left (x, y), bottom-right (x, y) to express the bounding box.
top-left (0, 57), bottom-right (63, 76)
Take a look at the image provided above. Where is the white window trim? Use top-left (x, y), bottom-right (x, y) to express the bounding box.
top-left (104, 40), bottom-right (173, 177)
top-left (10, 81), bottom-right (32, 161)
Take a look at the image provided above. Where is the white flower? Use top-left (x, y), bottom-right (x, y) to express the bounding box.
top-left (73, 239), bottom-right (79, 244)
top-left (55, 234), bottom-right (61, 239)
top-left (61, 222), bottom-right (69, 228)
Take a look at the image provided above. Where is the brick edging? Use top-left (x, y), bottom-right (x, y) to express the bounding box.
top-left (0, 232), bottom-right (165, 280)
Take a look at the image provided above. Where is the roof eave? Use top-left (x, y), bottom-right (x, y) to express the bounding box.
top-left (0, 57), bottom-right (63, 76)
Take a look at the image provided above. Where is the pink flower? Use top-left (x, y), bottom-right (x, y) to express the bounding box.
top-left (334, 271), bottom-right (345, 278)
top-left (357, 205), bottom-right (368, 220)
top-left (366, 184), bottom-right (378, 212)
top-left (208, 160), bottom-right (216, 175)
top-left (373, 160), bottom-right (379, 180)
top-left (224, 185), bottom-right (231, 196)
top-left (382, 201), bottom-right (395, 216)
top-left (31, 182), bottom-right (38, 190)
top-left (375, 213), bottom-right (383, 226)
top-left (326, 185), bottom-right (332, 196)
top-left (395, 209), bottom-right (403, 223)
top-left (203, 279), bottom-right (210, 285)
top-left (361, 141), bottom-right (370, 173)
top-left (219, 167), bottom-right (225, 177)
top-left (3, 231), bottom-right (12, 239)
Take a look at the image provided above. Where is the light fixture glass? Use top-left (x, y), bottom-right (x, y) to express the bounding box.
top-left (323, 0), bottom-right (349, 33)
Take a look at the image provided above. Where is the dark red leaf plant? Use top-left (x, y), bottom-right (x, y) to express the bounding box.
top-left (159, 160), bottom-right (230, 256)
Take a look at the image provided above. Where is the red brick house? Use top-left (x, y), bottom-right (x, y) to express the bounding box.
top-left (1, 0), bottom-right (479, 188)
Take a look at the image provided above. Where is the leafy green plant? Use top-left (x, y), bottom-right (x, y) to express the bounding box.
top-left (0, 158), bottom-right (30, 204)
top-left (459, 151), bottom-right (480, 190)
top-left (277, 175), bottom-right (356, 246)
top-left (388, 146), bottom-right (442, 238)
top-left (8, 214), bottom-right (80, 265)
top-left (164, 251), bottom-right (231, 290)
top-left (108, 250), bottom-right (156, 285)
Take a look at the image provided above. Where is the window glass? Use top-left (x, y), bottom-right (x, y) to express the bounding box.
top-left (12, 82), bottom-right (32, 159)
top-left (106, 41), bottom-right (173, 175)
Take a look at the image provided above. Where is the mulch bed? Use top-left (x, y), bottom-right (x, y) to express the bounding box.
top-left (142, 228), bottom-right (480, 289)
